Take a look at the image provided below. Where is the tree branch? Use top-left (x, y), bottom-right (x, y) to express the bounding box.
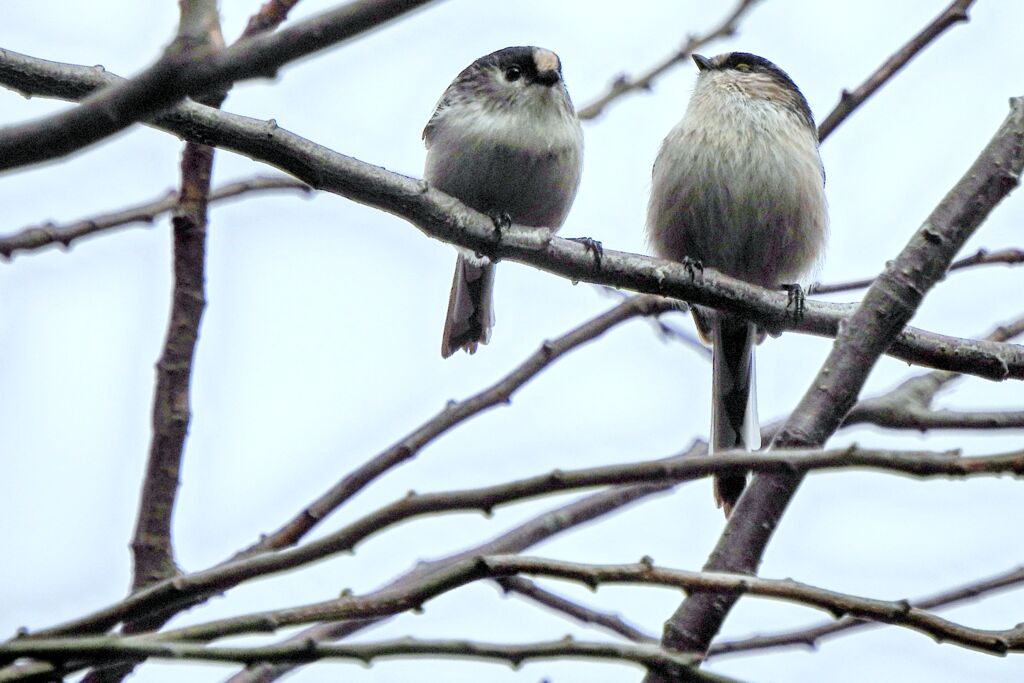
top-left (242, 294), bottom-right (675, 555)
top-left (817, 0), bottom-right (976, 141)
top-left (708, 565), bottom-right (1024, 658)
top-left (496, 576), bottom-right (658, 643)
top-left (577, 0), bottom-right (762, 120)
top-left (1, 52), bottom-right (1021, 380)
top-left (0, 636), bottom-right (726, 682)
top-left (0, 0), bottom-right (439, 170)
top-left (810, 247), bottom-right (1024, 295)
top-left (478, 557), bottom-right (1024, 656)
top-left (0, 176), bottom-right (309, 259)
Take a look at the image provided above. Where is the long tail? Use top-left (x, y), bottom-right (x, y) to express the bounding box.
top-left (710, 316), bottom-right (760, 517)
top-left (440, 255), bottom-right (496, 358)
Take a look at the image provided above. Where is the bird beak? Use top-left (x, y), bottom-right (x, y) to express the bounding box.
top-left (692, 54), bottom-right (713, 72)
top-left (535, 69), bottom-right (561, 87)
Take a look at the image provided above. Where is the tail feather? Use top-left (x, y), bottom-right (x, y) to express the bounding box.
top-left (441, 255), bottom-right (496, 358)
top-left (710, 316), bottom-right (760, 517)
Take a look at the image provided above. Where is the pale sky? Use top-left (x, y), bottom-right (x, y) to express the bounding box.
top-left (1, 2), bottom-right (1022, 682)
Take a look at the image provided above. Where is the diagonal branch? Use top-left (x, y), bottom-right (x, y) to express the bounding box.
top-left (648, 96), bottom-right (1024, 670)
top-left (1, 52), bottom-right (1022, 380)
top-left (0, 176), bottom-right (309, 259)
top-left (496, 576), bottom-right (658, 643)
top-left (0, 0), bottom-right (440, 171)
top-left (577, 0), bottom-right (762, 120)
top-left (818, 0), bottom-right (976, 141)
top-left (243, 294), bottom-right (675, 554)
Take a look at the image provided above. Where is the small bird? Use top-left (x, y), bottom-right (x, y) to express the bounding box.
top-left (646, 52), bottom-right (828, 516)
top-left (424, 46), bottom-right (584, 358)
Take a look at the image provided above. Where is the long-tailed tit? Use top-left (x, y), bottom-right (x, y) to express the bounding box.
top-left (647, 52), bottom-right (828, 516)
top-left (424, 46), bottom-right (584, 358)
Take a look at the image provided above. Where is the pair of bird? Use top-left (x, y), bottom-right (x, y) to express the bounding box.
top-left (424, 47), bottom-right (828, 517)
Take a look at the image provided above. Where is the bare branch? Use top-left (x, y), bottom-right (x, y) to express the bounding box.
top-left (244, 295), bottom-right (675, 555)
top-left (498, 576), bottom-right (661, 643)
top-left (811, 247), bottom-right (1024, 296)
top-left (19, 444), bottom-right (1024, 646)
top-left (0, 636), bottom-right (720, 681)
top-left (0, 0), bottom-right (440, 170)
top-left (1, 52), bottom-right (1022, 380)
top-left (478, 557), bottom-right (1024, 656)
top-left (0, 176), bottom-right (309, 259)
top-left (709, 565), bottom-right (1024, 658)
top-left (648, 93), bottom-right (1024, 665)
top-left (577, 0), bottom-right (762, 120)
top-left (818, 0), bottom-right (976, 141)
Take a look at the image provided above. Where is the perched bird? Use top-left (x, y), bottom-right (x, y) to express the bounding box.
top-left (424, 46), bottom-right (584, 358)
top-left (646, 52), bottom-right (828, 516)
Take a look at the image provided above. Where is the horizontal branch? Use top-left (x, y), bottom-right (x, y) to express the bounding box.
top-left (480, 557), bottom-right (1024, 656)
top-left (0, 52), bottom-right (1019, 380)
top-left (709, 565), bottom-right (1024, 658)
top-left (811, 247), bottom-right (1024, 295)
top-left (20, 447), bottom-right (1023, 644)
top-left (0, 0), bottom-right (439, 170)
top-left (0, 176), bottom-right (309, 258)
top-left (0, 636), bottom-right (728, 682)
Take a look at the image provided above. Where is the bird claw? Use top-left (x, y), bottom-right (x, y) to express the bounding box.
top-left (681, 256), bottom-right (704, 281)
top-left (568, 236), bottom-right (603, 267)
top-left (487, 211), bottom-right (513, 243)
top-left (782, 283), bottom-right (805, 324)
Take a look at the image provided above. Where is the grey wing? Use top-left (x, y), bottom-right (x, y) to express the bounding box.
top-left (422, 90), bottom-right (451, 148)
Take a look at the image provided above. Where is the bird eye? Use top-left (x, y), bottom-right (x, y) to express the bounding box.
top-left (504, 66), bottom-right (522, 82)
top-left (735, 62), bottom-right (751, 72)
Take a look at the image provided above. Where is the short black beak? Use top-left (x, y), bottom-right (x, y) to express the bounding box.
top-left (535, 69), bottom-right (560, 87)
top-left (692, 54), bottom-right (713, 72)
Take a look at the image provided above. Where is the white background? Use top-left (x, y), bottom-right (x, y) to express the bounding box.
top-left (1, 1), bottom-right (1022, 682)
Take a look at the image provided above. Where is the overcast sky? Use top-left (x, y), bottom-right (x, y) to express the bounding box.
top-left (1, 1), bottom-right (1022, 682)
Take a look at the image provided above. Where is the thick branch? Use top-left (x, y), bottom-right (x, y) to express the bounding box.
top-left (0, 0), bottom-right (439, 170)
top-left (0, 52), bottom-right (1021, 380)
top-left (651, 97), bottom-right (1024, 666)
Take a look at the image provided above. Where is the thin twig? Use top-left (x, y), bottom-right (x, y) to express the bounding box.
top-left (0, 176), bottom-right (309, 259)
top-left (709, 565), bottom-right (1024, 658)
top-left (0, 636), bottom-right (721, 682)
top-left (818, 0), bottom-right (976, 141)
top-left (577, 0), bottom-right (763, 120)
top-left (810, 247), bottom-right (1024, 295)
top-left (498, 576), bottom-right (659, 644)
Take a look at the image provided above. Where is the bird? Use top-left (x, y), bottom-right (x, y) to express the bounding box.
top-left (646, 52), bottom-right (828, 516)
top-left (424, 46), bottom-right (584, 358)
